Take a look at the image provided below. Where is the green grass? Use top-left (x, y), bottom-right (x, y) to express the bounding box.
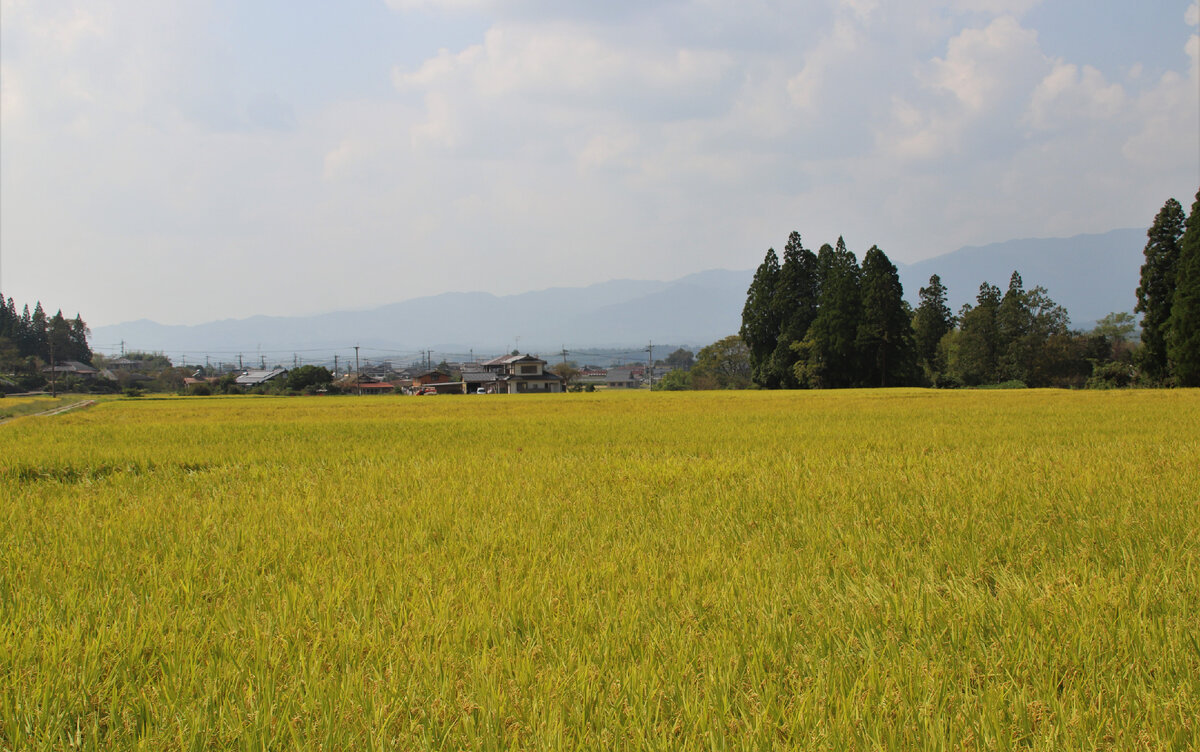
top-left (0, 394), bottom-right (91, 422)
top-left (2, 389), bottom-right (1198, 750)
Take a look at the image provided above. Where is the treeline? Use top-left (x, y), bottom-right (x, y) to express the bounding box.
top-left (0, 297), bottom-right (93, 368)
top-left (739, 187), bottom-right (1200, 389)
top-left (1134, 191), bottom-right (1200, 386)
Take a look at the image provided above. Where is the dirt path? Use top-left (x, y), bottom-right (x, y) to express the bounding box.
top-left (0, 398), bottom-right (97, 426)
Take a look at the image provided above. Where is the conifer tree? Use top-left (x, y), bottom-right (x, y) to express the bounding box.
top-left (1135, 198), bottom-right (1186, 381)
top-left (954, 283), bottom-right (1002, 385)
top-left (913, 275), bottom-right (955, 377)
top-left (800, 238), bottom-right (861, 387)
top-left (998, 271), bottom-right (1034, 381)
top-left (1167, 190), bottom-right (1200, 386)
top-left (770, 232), bottom-right (820, 387)
top-left (741, 248), bottom-right (782, 387)
top-left (31, 302), bottom-right (48, 361)
top-left (856, 246), bottom-right (917, 387)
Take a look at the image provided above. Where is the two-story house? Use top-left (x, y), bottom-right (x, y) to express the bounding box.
top-left (465, 354), bottom-right (563, 394)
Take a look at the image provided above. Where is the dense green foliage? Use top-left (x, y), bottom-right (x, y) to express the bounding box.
top-left (739, 248), bottom-right (781, 388)
top-left (738, 218), bottom-right (1182, 389)
top-left (286, 365), bottom-right (334, 391)
top-left (1134, 198), bottom-right (1186, 381)
top-left (912, 274), bottom-right (955, 379)
top-left (856, 246), bottom-right (917, 387)
top-left (689, 335), bottom-right (751, 389)
top-left (1167, 190), bottom-right (1200, 386)
top-left (0, 296), bottom-right (92, 370)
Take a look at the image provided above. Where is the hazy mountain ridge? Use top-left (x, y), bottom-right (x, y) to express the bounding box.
top-left (93, 229), bottom-right (1146, 355)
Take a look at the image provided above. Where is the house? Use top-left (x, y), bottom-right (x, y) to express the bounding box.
top-left (461, 370), bottom-right (502, 394)
top-left (478, 354), bottom-right (564, 394)
top-left (42, 361), bottom-right (100, 378)
top-left (412, 370), bottom-right (449, 388)
top-left (235, 368), bottom-right (288, 387)
top-left (605, 367), bottom-right (640, 389)
top-left (358, 382), bottom-right (395, 395)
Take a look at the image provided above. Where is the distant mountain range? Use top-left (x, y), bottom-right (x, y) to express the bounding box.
top-left (93, 228), bottom-right (1146, 357)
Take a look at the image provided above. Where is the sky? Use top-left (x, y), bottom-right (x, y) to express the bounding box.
top-left (2, 0), bottom-right (1198, 327)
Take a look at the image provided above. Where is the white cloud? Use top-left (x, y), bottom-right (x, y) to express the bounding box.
top-left (926, 16), bottom-right (1044, 111)
top-left (2, 0), bottom-right (1197, 328)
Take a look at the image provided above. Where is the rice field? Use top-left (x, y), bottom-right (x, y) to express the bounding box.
top-left (2, 389), bottom-right (1198, 750)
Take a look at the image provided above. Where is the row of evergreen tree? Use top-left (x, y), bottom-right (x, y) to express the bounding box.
top-left (1135, 190), bottom-right (1200, 386)
top-left (742, 187), bottom-right (1200, 390)
top-left (741, 233), bottom-right (922, 389)
top-left (740, 243), bottom-right (1094, 390)
top-left (0, 297), bottom-right (93, 367)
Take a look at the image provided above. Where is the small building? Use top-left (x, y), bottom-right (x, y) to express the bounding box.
top-left (358, 382), bottom-right (395, 395)
top-left (461, 370), bottom-right (502, 394)
top-left (235, 368), bottom-right (289, 387)
top-left (43, 361), bottom-right (100, 378)
top-left (412, 370), bottom-right (450, 388)
top-left (605, 367), bottom-right (640, 389)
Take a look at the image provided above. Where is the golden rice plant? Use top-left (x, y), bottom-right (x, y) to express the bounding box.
top-left (2, 389), bottom-right (1197, 750)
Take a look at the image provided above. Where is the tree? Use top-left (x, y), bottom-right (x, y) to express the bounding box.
top-left (855, 246), bottom-right (917, 387)
top-left (47, 311), bottom-right (74, 366)
top-left (1093, 312), bottom-right (1136, 345)
top-left (664, 348), bottom-right (694, 370)
top-left (653, 369), bottom-right (693, 391)
top-left (1018, 286), bottom-right (1072, 386)
top-left (997, 271), bottom-right (1034, 381)
top-left (952, 283), bottom-right (1002, 385)
top-left (769, 232), bottom-right (820, 388)
top-left (797, 238), bottom-right (861, 387)
top-left (68, 314), bottom-right (92, 364)
top-left (1167, 190), bottom-right (1200, 386)
top-left (30, 303), bottom-right (47, 361)
top-left (740, 248), bottom-right (781, 388)
top-left (913, 274), bottom-right (955, 378)
top-left (691, 335), bottom-right (752, 389)
top-left (287, 365), bottom-right (333, 391)
top-left (551, 361), bottom-right (580, 387)
top-left (1135, 198), bottom-right (1186, 381)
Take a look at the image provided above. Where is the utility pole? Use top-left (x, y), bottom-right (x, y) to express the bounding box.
top-left (238, 353), bottom-right (243, 370)
top-left (560, 346), bottom-right (569, 365)
top-left (333, 354), bottom-right (338, 378)
top-left (645, 341), bottom-right (653, 389)
top-left (354, 346), bottom-right (361, 396)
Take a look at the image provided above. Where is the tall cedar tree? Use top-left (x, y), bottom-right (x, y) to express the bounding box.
top-left (1134, 198), bottom-right (1185, 381)
top-left (954, 283), bottom-right (1002, 385)
top-left (997, 271), bottom-right (1032, 381)
top-left (803, 238), bottom-right (862, 388)
top-left (856, 246), bottom-right (917, 387)
top-left (740, 248), bottom-right (782, 388)
top-left (31, 302), bottom-right (48, 359)
top-left (913, 274), bottom-right (955, 375)
top-left (769, 232), bottom-right (820, 388)
top-left (1167, 190), bottom-right (1200, 385)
